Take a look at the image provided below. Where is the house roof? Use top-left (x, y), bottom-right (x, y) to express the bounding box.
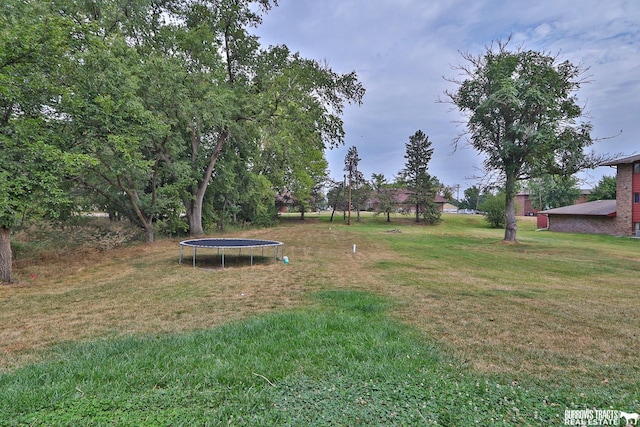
top-left (601, 154), bottom-right (640, 166)
top-left (539, 200), bottom-right (617, 216)
top-left (369, 189), bottom-right (448, 205)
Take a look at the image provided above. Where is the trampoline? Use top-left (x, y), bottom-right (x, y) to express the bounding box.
top-left (179, 238), bottom-right (284, 268)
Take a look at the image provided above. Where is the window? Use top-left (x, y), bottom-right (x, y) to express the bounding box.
top-left (634, 163), bottom-right (640, 174)
top-left (635, 193), bottom-right (640, 203)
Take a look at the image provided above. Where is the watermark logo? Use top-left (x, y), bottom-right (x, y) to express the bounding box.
top-left (564, 409), bottom-right (639, 426)
top-left (621, 412), bottom-right (640, 426)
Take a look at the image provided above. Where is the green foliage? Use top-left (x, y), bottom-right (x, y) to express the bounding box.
top-left (480, 192), bottom-right (506, 228)
top-left (0, 0), bottom-right (97, 281)
top-left (527, 175), bottom-right (582, 210)
top-left (458, 185), bottom-right (489, 210)
top-left (371, 173), bottom-right (397, 221)
top-left (1, 0), bottom-right (365, 277)
top-left (325, 180), bottom-right (348, 219)
top-left (447, 39), bottom-right (602, 240)
top-left (0, 1), bottom-right (88, 227)
top-left (587, 175), bottom-right (617, 201)
top-left (398, 130), bottom-right (441, 224)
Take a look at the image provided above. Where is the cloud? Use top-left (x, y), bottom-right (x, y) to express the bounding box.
top-left (255, 0), bottom-right (640, 189)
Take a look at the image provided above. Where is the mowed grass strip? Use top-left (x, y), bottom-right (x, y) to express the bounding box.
top-left (0, 289), bottom-right (623, 426)
top-left (1, 213), bottom-right (639, 423)
top-left (352, 215), bottom-right (640, 389)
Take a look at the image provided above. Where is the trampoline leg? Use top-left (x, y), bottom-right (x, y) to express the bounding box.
top-left (193, 248), bottom-right (196, 268)
top-left (250, 247), bottom-right (254, 266)
top-left (222, 248), bottom-right (225, 269)
top-left (179, 246), bottom-right (183, 264)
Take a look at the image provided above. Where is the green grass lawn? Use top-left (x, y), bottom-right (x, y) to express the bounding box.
top-left (0, 290), bottom-right (608, 426)
top-left (1, 213), bottom-right (638, 425)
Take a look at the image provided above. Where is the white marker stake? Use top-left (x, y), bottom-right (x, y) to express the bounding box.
top-left (353, 244), bottom-right (357, 253)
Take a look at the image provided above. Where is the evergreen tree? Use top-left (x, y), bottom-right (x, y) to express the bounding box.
top-left (398, 130), bottom-right (441, 224)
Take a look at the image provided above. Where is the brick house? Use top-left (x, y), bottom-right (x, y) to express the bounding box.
top-left (515, 189), bottom-right (591, 216)
top-left (539, 154), bottom-right (640, 236)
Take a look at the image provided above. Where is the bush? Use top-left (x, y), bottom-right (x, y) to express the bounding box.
top-left (479, 193), bottom-right (505, 228)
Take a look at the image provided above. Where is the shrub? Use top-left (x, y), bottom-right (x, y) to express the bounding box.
top-left (479, 193), bottom-right (505, 228)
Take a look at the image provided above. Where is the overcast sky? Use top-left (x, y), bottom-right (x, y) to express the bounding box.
top-left (253, 0), bottom-right (640, 193)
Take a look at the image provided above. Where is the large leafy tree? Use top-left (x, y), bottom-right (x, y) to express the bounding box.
top-left (445, 39), bottom-right (605, 241)
top-left (164, 2), bottom-right (364, 235)
top-left (157, 4), bottom-right (363, 235)
top-left (65, 33), bottom-right (172, 242)
top-left (169, 0), bottom-right (273, 236)
top-left (0, 1), bottom-right (90, 282)
top-left (253, 46), bottom-right (363, 222)
top-left (398, 130), bottom-right (441, 224)
top-left (49, 0), bottom-right (198, 242)
top-left (57, 0), bottom-right (363, 238)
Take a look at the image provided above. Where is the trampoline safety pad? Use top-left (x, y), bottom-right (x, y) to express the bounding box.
top-left (179, 238), bottom-right (284, 268)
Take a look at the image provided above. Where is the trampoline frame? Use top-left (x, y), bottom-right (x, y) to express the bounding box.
top-left (179, 238), bottom-right (284, 268)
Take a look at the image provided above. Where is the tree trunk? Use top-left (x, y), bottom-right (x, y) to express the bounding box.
top-left (120, 185), bottom-right (155, 243)
top-left (188, 128), bottom-right (229, 237)
top-left (189, 197), bottom-right (205, 236)
top-left (0, 226), bottom-right (12, 284)
top-left (219, 197), bottom-right (227, 232)
top-left (504, 173), bottom-right (518, 242)
top-left (386, 211), bottom-right (390, 222)
top-left (415, 203), bottom-right (420, 223)
top-left (144, 223), bottom-right (155, 243)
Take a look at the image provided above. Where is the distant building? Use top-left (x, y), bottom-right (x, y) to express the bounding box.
top-left (368, 188), bottom-right (448, 213)
top-left (538, 154), bottom-right (640, 236)
top-left (275, 191), bottom-right (295, 213)
top-left (515, 189), bottom-right (591, 216)
top-left (442, 203), bottom-right (458, 213)
top-left (537, 200), bottom-right (616, 234)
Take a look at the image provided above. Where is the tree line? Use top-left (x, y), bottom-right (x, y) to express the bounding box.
top-left (324, 131), bottom-right (443, 225)
top-left (2, 4), bottom-right (611, 283)
top-left (329, 37), bottom-right (611, 238)
top-left (1, 0), bottom-right (364, 282)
